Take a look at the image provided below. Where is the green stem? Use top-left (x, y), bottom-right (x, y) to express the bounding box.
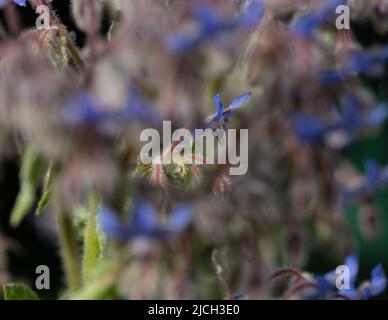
top-left (82, 194), bottom-right (101, 285)
top-left (56, 201), bottom-right (81, 293)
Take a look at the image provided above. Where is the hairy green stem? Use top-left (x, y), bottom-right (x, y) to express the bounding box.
top-left (82, 194), bottom-right (101, 285)
top-left (56, 202), bottom-right (81, 293)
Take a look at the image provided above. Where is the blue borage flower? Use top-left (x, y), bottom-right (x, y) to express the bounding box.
top-left (341, 160), bottom-right (388, 205)
top-left (63, 90), bottom-right (161, 128)
top-left (292, 0), bottom-right (346, 39)
top-left (313, 254), bottom-right (387, 300)
top-left (272, 254), bottom-right (387, 299)
top-left (206, 92), bottom-right (252, 130)
top-left (0, 0), bottom-right (26, 7)
top-left (99, 200), bottom-right (192, 242)
top-left (293, 95), bottom-right (388, 148)
top-left (321, 46), bottom-right (388, 85)
top-left (166, 0), bottom-right (264, 54)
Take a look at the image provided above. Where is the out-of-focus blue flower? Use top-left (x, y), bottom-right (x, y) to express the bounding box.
top-left (321, 46), bottom-right (388, 85)
top-left (63, 94), bottom-right (106, 126)
top-left (0, 0), bottom-right (26, 8)
top-left (311, 254), bottom-right (387, 300)
top-left (312, 254), bottom-right (358, 299)
top-left (207, 92), bottom-right (252, 130)
top-left (341, 160), bottom-right (388, 205)
top-left (166, 0), bottom-right (264, 54)
top-left (292, 0), bottom-right (346, 39)
top-left (120, 90), bottom-right (162, 125)
top-left (99, 200), bottom-right (193, 242)
top-left (336, 254), bottom-right (359, 299)
top-left (360, 264), bottom-right (388, 299)
top-left (293, 96), bottom-right (388, 148)
top-left (63, 90), bottom-right (161, 128)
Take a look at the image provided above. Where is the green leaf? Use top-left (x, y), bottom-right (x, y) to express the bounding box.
top-left (3, 283), bottom-right (39, 300)
top-left (70, 261), bottom-right (116, 300)
top-left (10, 183), bottom-right (35, 227)
top-left (36, 162), bottom-right (54, 215)
top-left (10, 145), bottom-right (45, 227)
top-left (21, 145), bottom-right (45, 184)
top-left (82, 195), bottom-right (102, 285)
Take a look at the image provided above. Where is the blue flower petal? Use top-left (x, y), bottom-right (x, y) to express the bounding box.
top-left (228, 92), bottom-right (252, 110)
top-left (64, 93), bottom-right (106, 126)
top-left (99, 207), bottom-right (129, 241)
top-left (132, 200), bottom-right (159, 235)
top-left (339, 96), bottom-right (362, 131)
top-left (292, 114), bottom-right (327, 143)
top-left (121, 90), bottom-right (161, 125)
top-left (168, 203), bottom-right (193, 233)
top-left (339, 287), bottom-right (358, 299)
top-left (213, 93), bottom-right (224, 122)
top-left (293, 12), bottom-right (324, 39)
top-left (292, 0), bottom-right (347, 39)
top-left (364, 104), bottom-right (388, 127)
top-left (239, 0), bottom-right (264, 28)
top-left (0, 0), bottom-right (27, 7)
top-left (166, 2), bottom-right (264, 54)
top-left (344, 253), bottom-right (359, 285)
top-left (166, 34), bottom-right (203, 55)
top-left (320, 70), bottom-right (346, 85)
top-left (364, 160), bottom-right (380, 190)
top-left (314, 275), bottom-right (336, 299)
top-left (13, 0), bottom-right (26, 6)
top-left (192, 5), bottom-right (222, 30)
top-left (369, 264), bottom-right (387, 297)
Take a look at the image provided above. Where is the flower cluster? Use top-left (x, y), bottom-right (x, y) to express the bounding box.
top-left (272, 254), bottom-right (387, 300)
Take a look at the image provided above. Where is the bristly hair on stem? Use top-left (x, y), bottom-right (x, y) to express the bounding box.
top-left (55, 197), bottom-right (81, 295)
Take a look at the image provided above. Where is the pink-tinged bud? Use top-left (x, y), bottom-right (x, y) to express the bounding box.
top-left (150, 164), bottom-right (167, 187)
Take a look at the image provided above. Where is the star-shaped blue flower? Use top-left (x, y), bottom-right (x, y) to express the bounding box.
top-left (312, 254), bottom-right (387, 300)
top-left (206, 92), bottom-right (252, 130)
top-left (99, 200), bottom-right (193, 242)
